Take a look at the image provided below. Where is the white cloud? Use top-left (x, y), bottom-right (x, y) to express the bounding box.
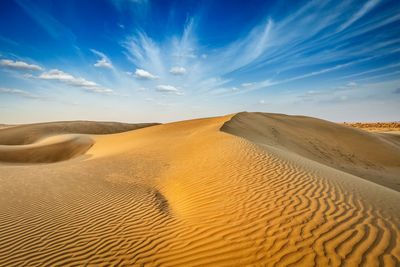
top-left (242, 82), bottom-right (256, 87)
top-left (91, 49), bottom-right (113, 69)
top-left (0, 59), bottom-right (43, 71)
top-left (346, 82), bottom-right (357, 87)
top-left (123, 32), bottom-right (164, 75)
top-left (172, 52), bottom-right (196, 59)
top-left (336, 82), bottom-right (358, 90)
top-left (259, 100), bottom-right (265, 104)
top-left (232, 87), bottom-right (239, 92)
top-left (39, 69), bottom-right (74, 80)
top-left (211, 88), bottom-right (229, 95)
top-left (38, 69), bottom-right (114, 94)
top-left (156, 85), bottom-right (178, 92)
top-left (94, 59), bottom-right (112, 69)
top-left (0, 87), bottom-right (41, 99)
top-left (170, 66), bottom-right (186, 75)
top-left (135, 68), bottom-right (159, 80)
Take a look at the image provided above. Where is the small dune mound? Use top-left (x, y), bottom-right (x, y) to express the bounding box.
top-left (0, 121), bottom-right (158, 164)
top-left (221, 112), bottom-right (400, 191)
top-left (0, 124), bottom-right (13, 129)
top-left (0, 135), bottom-right (93, 163)
top-left (0, 121), bottom-right (159, 145)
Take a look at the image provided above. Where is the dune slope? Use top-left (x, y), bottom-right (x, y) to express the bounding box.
top-left (0, 135), bottom-right (93, 163)
top-left (0, 121), bottom-right (158, 164)
top-left (0, 113), bottom-right (399, 266)
top-left (0, 120), bottom-right (159, 145)
top-left (221, 112), bottom-right (400, 192)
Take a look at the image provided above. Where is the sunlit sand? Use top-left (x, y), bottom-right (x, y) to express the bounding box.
top-left (0, 112), bottom-right (399, 266)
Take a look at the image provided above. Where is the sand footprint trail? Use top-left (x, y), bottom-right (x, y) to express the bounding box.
top-left (0, 113), bottom-right (399, 266)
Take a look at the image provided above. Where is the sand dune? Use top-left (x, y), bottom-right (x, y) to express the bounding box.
top-left (0, 124), bottom-right (13, 129)
top-left (221, 112), bottom-right (400, 192)
top-left (0, 121), bottom-right (158, 164)
top-left (0, 135), bottom-right (93, 163)
top-left (0, 120), bottom-right (159, 145)
top-left (0, 112), bottom-right (399, 266)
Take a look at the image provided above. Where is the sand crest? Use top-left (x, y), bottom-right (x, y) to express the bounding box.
top-left (0, 120), bottom-right (159, 145)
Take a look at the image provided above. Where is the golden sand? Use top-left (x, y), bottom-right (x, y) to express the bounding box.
top-left (343, 122), bottom-right (400, 131)
top-left (0, 113), bottom-right (399, 266)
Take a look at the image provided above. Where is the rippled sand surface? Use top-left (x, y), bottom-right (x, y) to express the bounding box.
top-left (0, 113), bottom-right (399, 266)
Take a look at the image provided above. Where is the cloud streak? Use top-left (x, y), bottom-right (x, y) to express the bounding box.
top-left (15, 0), bottom-right (76, 41)
top-left (0, 87), bottom-right (41, 99)
top-left (170, 67), bottom-right (186, 75)
top-left (38, 69), bottom-right (114, 94)
top-left (0, 59), bottom-right (43, 71)
top-left (156, 85), bottom-right (179, 93)
top-left (123, 32), bottom-right (164, 76)
top-left (91, 49), bottom-right (113, 69)
top-left (338, 0), bottom-right (382, 32)
top-left (135, 68), bottom-right (159, 80)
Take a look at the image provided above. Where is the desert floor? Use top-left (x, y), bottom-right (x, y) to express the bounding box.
top-left (0, 112), bottom-right (399, 266)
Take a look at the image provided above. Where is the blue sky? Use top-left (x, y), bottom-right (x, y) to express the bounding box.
top-left (0, 0), bottom-right (399, 123)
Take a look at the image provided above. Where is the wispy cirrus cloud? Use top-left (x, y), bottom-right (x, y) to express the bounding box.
top-left (0, 35), bottom-right (19, 46)
top-left (155, 85), bottom-right (179, 93)
top-left (91, 49), bottom-right (113, 69)
top-left (0, 87), bottom-right (41, 99)
top-left (220, 18), bottom-right (273, 72)
top-left (108, 0), bottom-right (149, 12)
top-left (240, 60), bottom-right (366, 94)
top-left (123, 32), bottom-right (165, 76)
top-left (0, 59), bottom-right (43, 71)
top-left (242, 82), bottom-right (256, 87)
top-left (120, 0), bottom-right (399, 102)
top-left (346, 82), bottom-right (357, 87)
top-left (172, 53), bottom-right (196, 59)
top-left (340, 62), bottom-right (400, 80)
top-left (38, 69), bottom-right (114, 94)
top-left (337, 0), bottom-right (382, 32)
top-left (170, 67), bottom-right (186, 75)
top-left (15, 0), bottom-right (75, 41)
